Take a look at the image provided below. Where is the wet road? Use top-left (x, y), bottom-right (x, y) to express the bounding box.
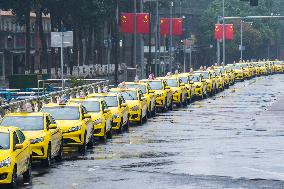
top-left (22, 74), bottom-right (284, 189)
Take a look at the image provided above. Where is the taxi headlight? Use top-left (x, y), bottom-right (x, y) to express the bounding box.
top-left (30, 137), bottom-right (44, 144)
top-left (93, 118), bottom-right (102, 125)
top-left (156, 93), bottom-right (162, 97)
top-left (131, 105), bottom-right (140, 111)
top-left (0, 158), bottom-right (11, 168)
top-left (113, 114), bottom-right (119, 119)
top-left (68, 126), bottom-right (81, 132)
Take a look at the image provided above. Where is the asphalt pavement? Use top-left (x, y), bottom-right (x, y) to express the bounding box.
top-left (19, 74), bottom-right (284, 189)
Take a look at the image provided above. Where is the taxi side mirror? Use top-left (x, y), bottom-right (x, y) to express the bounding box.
top-left (165, 86), bottom-right (171, 90)
top-left (121, 103), bottom-right (127, 107)
top-left (103, 109), bottom-right (110, 114)
top-left (201, 79), bottom-right (206, 82)
top-left (141, 97), bottom-right (146, 101)
top-left (180, 83), bottom-right (185, 87)
top-left (49, 123), bottom-right (57, 129)
top-left (15, 144), bottom-right (23, 150)
top-left (149, 90), bottom-right (155, 93)
top-left (84, 113), bottom-right (92, 119)
top-left (189, 81), bottom-right (194, 84)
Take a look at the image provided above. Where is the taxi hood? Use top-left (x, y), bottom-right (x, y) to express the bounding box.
top-left (55, 120), bottom-right (82, 129)
top-left (0, 150), bottom-right (11, 161)
top-left (23, 130), bottom-right (46, 140)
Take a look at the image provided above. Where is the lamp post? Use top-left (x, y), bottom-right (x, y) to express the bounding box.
top-left (154, 0), bottom-right (159, 76)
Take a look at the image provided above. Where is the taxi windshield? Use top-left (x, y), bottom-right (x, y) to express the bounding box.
top-left (99, 96), bottom-right (118, 107)
top-left (195, 72), bottom-right (209, 79)
top-left (233, 65), bottom-right (242, 70)
top-left (148, 81), bottom-right (163, 90)
top-left (0, 133), bottom-right (10, 150)
top-left (125, 84), bottom-right (147, 94)
top-left (82, 101), bottom-right (100, 112)
top-left (166, 79), bottom-right (178, 87)
top-left (190, 75), bottom-right (200, 82)
top-left (180, 77), bottom-right (188, 83)
top-left (121, 91), bottom-right (138, 100)
top-left (1, 116), bottom-right (44, 131)
top-left (42, 106), bottom-right (80, 120)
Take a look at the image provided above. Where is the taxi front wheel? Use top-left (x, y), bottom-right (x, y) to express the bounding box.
top-left (42, 144), bottom-right (51, 167)
top-left (23, 159), bottom-right (32, 183)
top-left (79, 133), bottom-right (87, 154)
top-left (9, 167), bottom-right (17, 188)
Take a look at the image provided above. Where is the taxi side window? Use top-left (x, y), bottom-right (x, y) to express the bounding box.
top-left (13, 132), bottom-right (20, 149)
top-left (81, 106), bottom-right (88, 115)
top-left (120, 96), bottom-right (126, 103)
top-left (16, 130), bottom-right (25, 144)
top-left (46, 116), bottom-right (51, 128)
top-left (101, 102), bottom-right (106, 111)
top-left (138, 90), bottom-right (143, 100)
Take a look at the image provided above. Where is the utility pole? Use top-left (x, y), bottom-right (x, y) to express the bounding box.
top-left (147, 1), bottom-right (151, 78)
top-left (140, 0), bottom-right (145, 79)
top-left (240, 20), bottom-right (243, 61)
top-left (169, 1), bottom-right (173, 72)
top-left (134, 0), bottom-right (137, 70)
top-left (60, 30), bottom-right (64, 89)
top-left (217, 16), bottom-right (220, 65)
top-left (114, 0), bottom-right (119, 84)
top-left (222, 0), bottom-right (225, 66)
top-left (154, 0), bottom-right (159, 77)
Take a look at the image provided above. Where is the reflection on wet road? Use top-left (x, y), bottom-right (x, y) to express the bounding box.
top-left (22, 75), bottom-right (284, 189)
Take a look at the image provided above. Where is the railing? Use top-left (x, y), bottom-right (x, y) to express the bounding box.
top-left (0, 79), bottom-right (109, 117)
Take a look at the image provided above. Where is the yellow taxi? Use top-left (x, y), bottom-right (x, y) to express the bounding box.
top-left (239, 63), bottom-right (252, 79)
top-left (122, 82), bottom-right (156, 117)
top-left (88, 93), bottom-right (129, 133)
top-left (175, 73), bottom-right (195, 103)
top-left (0, 126), bottom-right (31, 187)
top-left (251, 62), bottom-right (261, 76)
top-left (42, 103), bottom-right (94, 154)
top-left (140, 79), bottom-right (173, 111)
top-left (190, 73), bottom-right (207, 99)
top-left (224, 65), bottom-right (235, 85)
top-left (1, 112), bottom-right (63, 167)
top-left (158, 77), bottom-right (187, 107)
top-left (216, 67), bottom-right (230, 89)
top-left (210, 70), bottom-right (225, 91)
top-left (109, 88), bottom-right (147, 125)
top-left (232, 64), bottom-right (245, 81)
top-left (274, 61), bottom-right (284, 73)
top-left (194, 71), bottom-right (217, 96)
top-left (69, 98), bottom-right (113, 143)
top-left (257, 62), bottom-right (268, 76)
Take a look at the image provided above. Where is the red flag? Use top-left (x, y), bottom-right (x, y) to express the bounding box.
top-left (172, 18), bottom-right (183, 36)
top-left (160, 18), bottom-right (170, 36)
top-left (136, 13), bottom-right (150, 34)
top-left (120, 13), bottom-right (134, 33)
top-left (225, 24), bottom-right (234, 40)
top-left (214, 24), bottom-right (223, 40)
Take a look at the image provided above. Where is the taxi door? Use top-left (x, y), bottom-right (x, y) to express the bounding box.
top-left (13, 131), bottom-right (26, 175)
top-left (47, 115), bottom-right (61, 157)
top-left (15, 130), bottom-right (30, 174)
top-left (102, 101), bottom-right (112, 132)
top-left (163, 81), bottom-right (172, 107)
top-left (81, 106), bottom-right (93, 144)
top-left (138, 90), bottom-right (147, 118)
top-left (119, 96), bottom-right (128, 125)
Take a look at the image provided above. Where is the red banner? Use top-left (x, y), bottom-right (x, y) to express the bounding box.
top-left (160, 18), bottom-right (170, 36)
top-left (136, 13), bottom-right (150, 34)
top-left (225, 24), bottom-right (234, 40)
top-left (215, 24), bottom-right (223, 40)
top-left (172, 18), bottom-right (183, 36)
top-left (120, 13), bottom-right (134, 33)
top-left (214, 24), bottom-right (234, 40)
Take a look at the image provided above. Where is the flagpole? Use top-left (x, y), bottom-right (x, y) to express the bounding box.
top-left (154, 0), bottom-right (159, 77)
top-left (169, 1), bottom-right (173, 72)
top-left (222, 0), bottom-right (225, 66)
top-left (140, 0), bottom-right (145, 79)
top-left (134, 0), bottom-right (137, 74)
top-left (217, 16), bottom-right (220, 65)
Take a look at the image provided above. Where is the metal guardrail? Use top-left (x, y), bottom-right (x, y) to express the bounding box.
top-left (0, 79), bottom-right (109, 118)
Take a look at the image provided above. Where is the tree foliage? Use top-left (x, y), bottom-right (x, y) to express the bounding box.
top-left (199, 0), bottom-right (284, 64)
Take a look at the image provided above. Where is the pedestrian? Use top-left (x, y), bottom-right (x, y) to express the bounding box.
top-left (148, 73), bottom-right (155, 80)
top-left (199, 66), bottom-right (203, 70)
top-left (134, 75), bottom-right (139, 82)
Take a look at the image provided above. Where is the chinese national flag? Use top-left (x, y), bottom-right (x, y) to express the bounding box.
top-left (214, 24), bottom-right (223, 40)
top-left (172, 18), bottom-right (183, 36)
top-left (136, 13), bottom-right (150, 34)
top-left (160, 18), bottom-right (170, 36)
top-left (120, 13), bottom-right (134, 33)
top-left (225, 24), bottom-right (234, 40)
